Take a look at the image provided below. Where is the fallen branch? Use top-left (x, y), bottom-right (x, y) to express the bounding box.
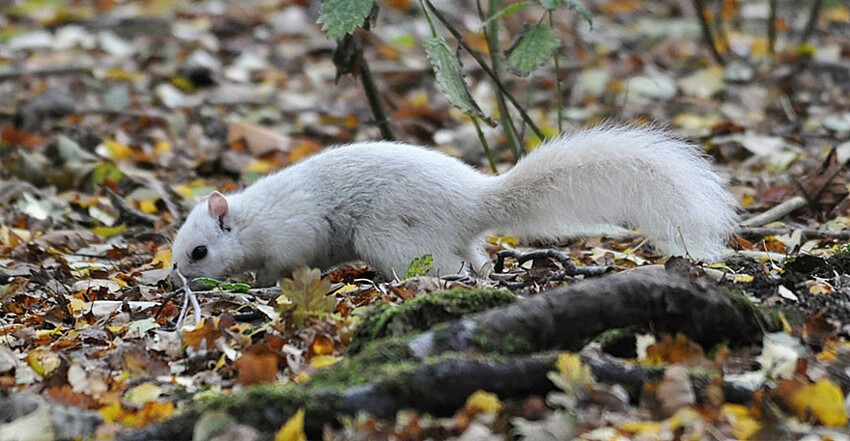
top-left (738, 227), bottom-right (850, 241)
top-left (408, 271), bottom-right (779, 359)
top-left (117, 348), bottom-right (757, 441)
top-left (740, 196), bottom-right (807, 228)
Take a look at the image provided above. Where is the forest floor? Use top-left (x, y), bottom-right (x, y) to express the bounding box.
top-left (1, 0), bottom-right (850, 440)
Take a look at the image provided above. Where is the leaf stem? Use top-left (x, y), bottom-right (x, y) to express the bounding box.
top-left (472, 116), bottom-right (498, 173)
top-left (424, 0), bottom-right (545, 141)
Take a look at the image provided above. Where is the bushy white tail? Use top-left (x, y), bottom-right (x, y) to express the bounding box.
top-left (483, 125), bottom-right (738, 260)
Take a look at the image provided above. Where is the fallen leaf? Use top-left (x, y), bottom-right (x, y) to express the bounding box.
top-left (275, 408), bottom-right (306, 441)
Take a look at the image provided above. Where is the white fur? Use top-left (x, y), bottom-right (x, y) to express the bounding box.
top-left (171, 125), bottom-right (738, 284)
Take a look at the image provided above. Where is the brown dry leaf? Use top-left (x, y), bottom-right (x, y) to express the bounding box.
top-left (182, 318), bottom-right (222, 350)
top-left (655, 365), bottom-right (696, 417)
top-left (286, 140), bottom-right (322, 164)
top-left (228, 121), bottom-right (292, 156)
top-left (1, 124), bottom-right (46, 147)
top-left (802, 311), bottom-right (839, 348)
top-left (644, 334), bottom-right (707, 367)
top-left (235, 343), bottom-right (279, 386)
top-left (46, 384), bottom-right (99, 409)
top-left (799, 148), bottom-right (848, 215)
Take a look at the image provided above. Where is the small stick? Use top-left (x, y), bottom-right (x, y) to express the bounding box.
top-left (494, 249), bottom-right (611, 289)
top-left (174, 271), bottom-right (201, 331)
top-left (740, 196), bottom-right (807, 228)
top-left (738, 227), bottom-right (850, 241)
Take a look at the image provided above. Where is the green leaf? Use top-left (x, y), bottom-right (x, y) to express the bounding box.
top-left (538, 0), bottom-right (592, 27)
top-left (422, 37), bottom-right (489, 121)
top-left (481, 2), bottom-right (530, 28)
top-left (506, 24), bottom-right (560, 77)
top-left (89, 161), bottom-right (124, 187)
top-left (404, 254), bottom-right (433, 278)
top-left (193, 277), bottom-right (251, 292)
top-left (318, 0), bottom-right (375, 39)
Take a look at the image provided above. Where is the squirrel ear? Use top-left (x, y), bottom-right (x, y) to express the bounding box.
top-left (207, 191), bottom-right (229, 218)
top-left (207, 192), bottom-right (232, 231)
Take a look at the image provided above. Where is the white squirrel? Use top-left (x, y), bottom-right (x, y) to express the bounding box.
top-left (171, 125), bottom-right (738, 286)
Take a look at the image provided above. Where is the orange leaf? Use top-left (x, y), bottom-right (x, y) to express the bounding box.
top-left (235, 343), bottom-right (279, 385)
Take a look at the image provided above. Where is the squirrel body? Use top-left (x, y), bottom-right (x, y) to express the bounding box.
top-left (172, 126), bottom-right (738, 285)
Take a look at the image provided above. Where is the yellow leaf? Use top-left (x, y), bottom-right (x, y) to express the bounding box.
top-left (92, 224), bottom-right (127, 238)
top-left (152, 248), bottom-right (172, 269)
top-left (721, 404), bottom-right (761, 440)
top-left (275, 408), bottom-right (306, 441)
top-left (556, 353), bottom-right (593, 386)
top-left (750, 37), bottom-right (770, 57)
top-left (247, 159), bottom-right (275, 174)
top-left (104, 67), bottom-right (143, 83)
top-left (103, 138), bottom-right (134, 161)
top-left (732, 274), bottom-right (754, 283)
top-left (69, 297), bottom-right (89, 314)
top-left (138, 199), bottom-right (158, 214)
top-left (617, 420), bottom-right (662, 435)
top-left (309, 355), bottom-right (340, 369)
top-left (486, 235), bottom-right (519, 247)
top-left (99, 403), bottom-right (123, 424)
top-left (154, 140), bottom-right (172, 155)
top-left (809, 283), bottom-right (832, 294)
top-left (28, 349), bottom-right (61, 377)
top-left (334, 284), bottom-right (359, 295)
top-left (788, 379), bottom-right (848, 426)
top-left (124, 382), bottom-right (163, 407)
top-left (173, 184), bottom-right (195, 200)
top-left (464, 390), bottom-right (501, 414)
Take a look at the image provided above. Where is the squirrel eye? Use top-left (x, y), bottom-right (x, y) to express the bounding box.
top-left (191, 245), bottom-right (208, 261)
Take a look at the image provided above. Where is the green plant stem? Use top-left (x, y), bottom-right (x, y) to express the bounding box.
top-left (423, 0), bottom-right (545, 141)
top-left (767, 0), bottom-right (777, 54)
top-left (481, 0), bottom-right (522, 160)
top-left (799, 0), bottom-right (823, 45)
top-left (691, 0), bottom-right (726, 65)
top-left (549, 12), bottom-right (564, 133)
top-left (471, 116), bottom-right (498, 173)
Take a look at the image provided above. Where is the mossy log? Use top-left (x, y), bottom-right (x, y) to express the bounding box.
top-left (118, 271), bottom-right (780, 440)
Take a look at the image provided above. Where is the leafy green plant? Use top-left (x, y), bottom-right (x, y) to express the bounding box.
top-left (317, 0), bottom-right (594, 166)
top-left (404, 254), bottom-right (433, 278)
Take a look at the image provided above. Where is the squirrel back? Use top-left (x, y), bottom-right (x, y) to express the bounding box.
top-left (171, 125), bottom-right (738, 284)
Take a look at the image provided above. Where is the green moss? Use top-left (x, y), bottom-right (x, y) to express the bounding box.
top-left (349, 288), bottom-right (516, 353)
top-left (595, 328), bottom-right (637, 358)
top-left (470, 330), bottom-right (533, 356)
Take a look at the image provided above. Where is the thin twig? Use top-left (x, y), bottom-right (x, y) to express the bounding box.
top-left (0, 65), bottom-right (90, 82)
top-left (690, 0), bottom-right (726, 65)
top-left (493, 248), bottom-right (611, 289)
top-left (740, 196), bottom-right (808, 227)
top-left (738, 227), bottom-right (850, 241)
top-left (423, 0), bottom-right (545, 140)
top-left (359, 58), bottom-right (396, 141)
top-left (358, 12), bottom-right (396, 141)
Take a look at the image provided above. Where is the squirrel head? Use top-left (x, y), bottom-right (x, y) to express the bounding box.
top-left (171, 191), bottom-right (243, 284)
